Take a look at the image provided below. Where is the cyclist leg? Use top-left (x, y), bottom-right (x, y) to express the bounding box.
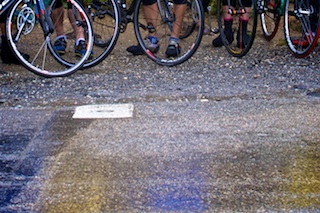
top-left (127, 0), bottom-right (188, 57)
top-left (165, 0), bottom-right (187, 57)
top-left (213, 0), bottom-right (235, 47)
top-left (51, 0), bottom-right (93, 57)
top-left (134, 0), bottom-right (204, 65)
top-left (170, 0), bottom-right (188, 38)
top-left (67, 0), bottom-right (84, 39)
top-left (51, 0), bottom-right (68, 55)
top-left (127, 0), bottom-right (160, 55)
top-left (237, 0), bottom-right (252, 47)
top-left (67, 0), bottom-right (93, 57)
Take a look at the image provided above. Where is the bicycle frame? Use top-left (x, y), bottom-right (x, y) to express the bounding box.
top-left (88, 0), bottom-right (135, 32)
top-left (256, 0), bottom-right (285, 15)
top-left (157, 0), bottom-right (175, 31)
top-left (117, 0), bottom-right (138, 32)
top-left (277, 0), bottom-right (284, 15)
top-left (0, 0), bottom-right (15, 16)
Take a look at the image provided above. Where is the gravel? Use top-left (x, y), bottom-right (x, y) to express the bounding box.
top-left (0, 30), bottom-right (320, 108)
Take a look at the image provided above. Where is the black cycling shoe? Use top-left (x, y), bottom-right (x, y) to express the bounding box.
top-left (126, 43), bottom-right (160, 55)
top-left (165, 39), bottom-right (181, 57)
top-left (212, 33), bottom-right (234, 47)
top-left (213, 20), bottom-right (233, 47)
top-left (127, 36), bottom-right (160, 55)
top-left (126, 44), bottom-right (145, 55)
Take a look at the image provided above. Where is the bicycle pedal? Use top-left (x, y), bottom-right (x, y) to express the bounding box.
top-left (126, 15), bottom-right (133, 22)
top-left (211, 28), bottom-right (219, 34)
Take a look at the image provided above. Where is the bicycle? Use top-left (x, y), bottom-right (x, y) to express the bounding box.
top-left (258, 0), bottom-right (285, 41)
top-left (216, 0), bottom-right (258, 57)
top-left (3, 0), bottom-right (94, 77)
top-left (283, 0), bottom-right (320, 58)
top-left (80, 0), bottom-right (121, 68)
top-left (86, 0), bottom-right (205, 66)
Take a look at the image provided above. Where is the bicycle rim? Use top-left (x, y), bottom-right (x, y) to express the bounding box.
top-left (6, 0), bottom-right (94, 77)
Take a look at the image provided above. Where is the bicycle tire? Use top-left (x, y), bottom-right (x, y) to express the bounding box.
top-left (6, 0), bottom-right (94, 78)
top-left (217, 0), bottom-right (258, 57)
top-left (259, 0), bottom-right (281, 41)
top-left (284, 0), bottom-right (320, 58)
top-left (82, 0), bottom-right (121, 68)
top-left (133, 0), bottom-right (204, 66)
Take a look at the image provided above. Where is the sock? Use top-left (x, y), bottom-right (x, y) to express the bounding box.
top-left (147, 36), bottom-right (158, 44)
top-left (169, 36), bottom-right (180, 43)
top-left (224, 19), bottom-right (234, 41)
top-left (56, 35), bottom-right (67, 41)
top-left (76, 38), bottom-right (85, 46)
top-left (224, 19), bottom-right (233, 35)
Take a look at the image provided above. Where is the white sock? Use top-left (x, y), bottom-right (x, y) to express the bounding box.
top-left (56, 35), bottom-right (66, 41)
top-left (76, 38), bottom-right (85, 46)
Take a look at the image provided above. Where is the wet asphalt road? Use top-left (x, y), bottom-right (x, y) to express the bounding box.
top-left (1, 98), bottom-right (320, 212)
top-left (1, 31), bottom-right (320, 212)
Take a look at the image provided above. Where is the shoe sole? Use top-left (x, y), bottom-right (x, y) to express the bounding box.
top-left (55, 50), bottom-right (66, 55)
top-left (127, 45), bottom-right (159, 56)
top-left (75, 52), bottom-right (94, 59)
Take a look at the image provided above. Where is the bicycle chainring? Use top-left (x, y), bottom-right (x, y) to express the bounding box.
top-left (17, 6), bottom-right (35, 35)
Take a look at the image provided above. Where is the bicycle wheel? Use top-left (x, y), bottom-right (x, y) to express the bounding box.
top-left (6, 0), bottom-right (93, 78)
top-left (259, 0), bottom-right (282, 41)
top-left (82, 0), bottom-right (121, 68)
top-left (133, 0), bottom-right (204, 66)
top-left (284, 0), bottom-right (320, 58)
top-left (217, 0), bottom-right (258, 57)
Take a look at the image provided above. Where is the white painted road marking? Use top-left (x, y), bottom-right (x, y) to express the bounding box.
top-left (72, 103), bottom-right (134, 119)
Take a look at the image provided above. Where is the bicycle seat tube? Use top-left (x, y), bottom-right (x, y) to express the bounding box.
top-left (36, 0), bottom-right (54, 35)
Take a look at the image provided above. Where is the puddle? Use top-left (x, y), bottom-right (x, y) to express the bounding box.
top-left (0, 133), bottom-right (33, 208)
top-left (33, 106), bottom-right (320, 212)
top-left (281, 141), bottom-right (320, 210)
top-left (37, 137), bottom-right (320, 212)
top-left (0, 110), bottom-right (92, 212)
top-left (0, 133), bottom-right (32, 154)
